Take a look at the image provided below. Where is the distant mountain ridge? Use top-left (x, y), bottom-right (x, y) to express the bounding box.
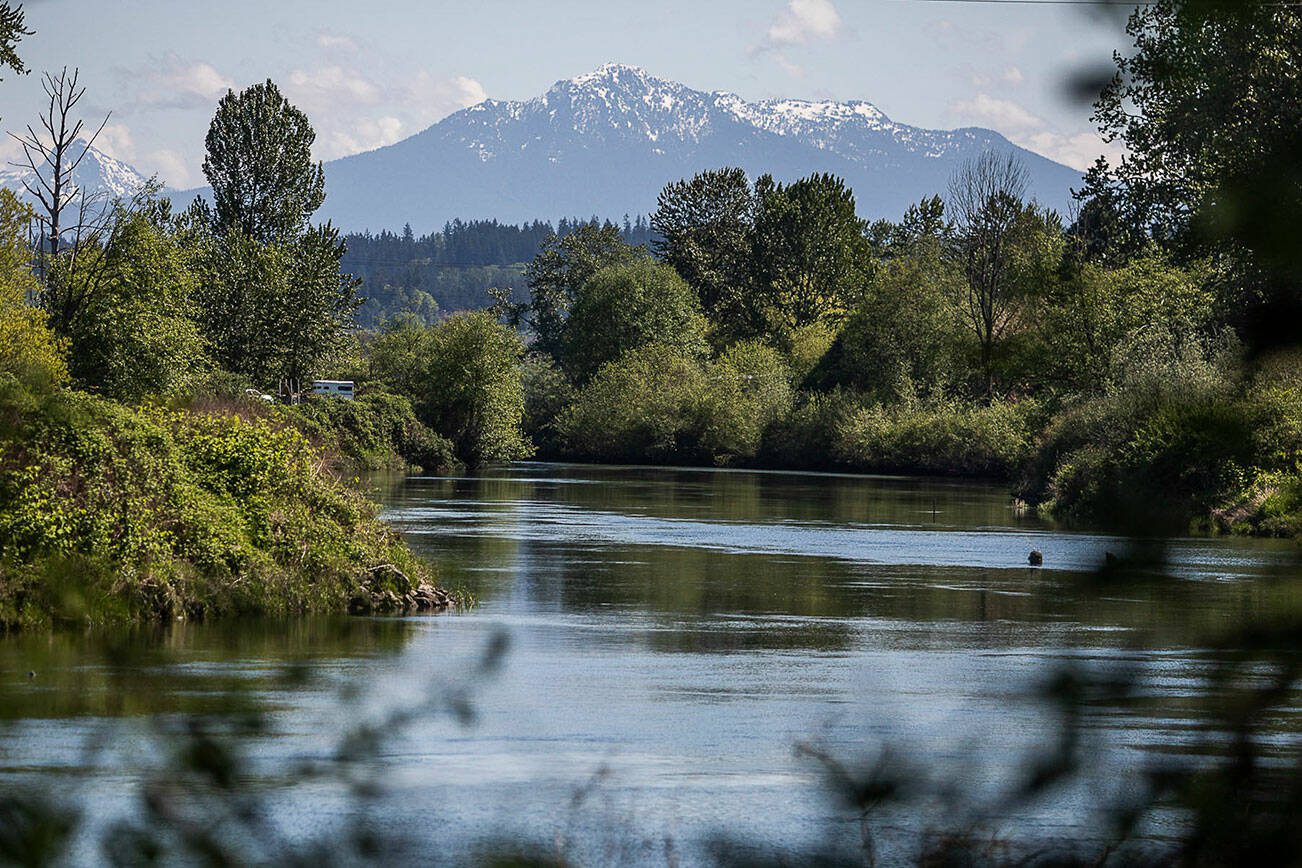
top-left (316, 63), bottom-right (1084, 232)
top-left (3, 65), bottom-right (1087, 232)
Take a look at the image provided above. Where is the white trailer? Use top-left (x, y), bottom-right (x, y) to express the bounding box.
top-left (311, 380), bottom-right (356, 400)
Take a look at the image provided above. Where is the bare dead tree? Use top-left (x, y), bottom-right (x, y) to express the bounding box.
top-left (7, 67), bottom-right (119, 333)
top-left (948, 151), bottom-right (1031, 397)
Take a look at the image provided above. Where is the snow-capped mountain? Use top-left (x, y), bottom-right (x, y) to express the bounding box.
top-left (0, 140), bottom-right (149, 206)
top-left (313, 63), bottom-right (1085, 232)
top-left (51, 64), bottom-right (1086, 232)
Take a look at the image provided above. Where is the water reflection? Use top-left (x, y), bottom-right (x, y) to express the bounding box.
top-left (0, 463), bottom-right (1297, 863)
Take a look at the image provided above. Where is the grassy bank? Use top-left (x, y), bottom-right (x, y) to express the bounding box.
top-left (0, 378), bottom-right (459, 631)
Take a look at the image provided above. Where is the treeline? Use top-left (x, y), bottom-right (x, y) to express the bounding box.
top-left (343, 215), bottom-right (653, 325)
top-left (342, 1), bottom-right (1302, 537)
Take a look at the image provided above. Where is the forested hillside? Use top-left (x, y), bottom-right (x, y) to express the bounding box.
top-left (343, 215), bottom-right (653, 324)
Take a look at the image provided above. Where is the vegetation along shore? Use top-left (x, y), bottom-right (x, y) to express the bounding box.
top-left (4, 0), bottom-right (1302, 630)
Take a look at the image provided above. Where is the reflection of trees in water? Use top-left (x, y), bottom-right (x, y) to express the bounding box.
top-left (0, 617), bottom-right (415, 719)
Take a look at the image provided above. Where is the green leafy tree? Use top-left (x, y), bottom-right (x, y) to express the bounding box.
top-left (652, 168), bottom-right (758, 342)
top-left (364, 313), bottom-right (430, 399)
top-left (1092, 0), bottom-right (1302, 347)
top-left (203, 80), bottom-right (326, 243)
top-left (193, 81), bottom-right (357, 388)
top-left (751, 173), bottom-right (871, 331)
top-left (524, 224), bottom-right (643, 359)
top-left (824, 237), bottom-right (968, 400)
top-left (557, 344), bottom-right (709, 462)
top-left (561, 259), bottom-right (709, 382)
top-left (699, 341), bottom-right (794, 462)
top-left (421, 312), bottom-right (530, 464)
top-left (66, 205), bottom-right (210, 401)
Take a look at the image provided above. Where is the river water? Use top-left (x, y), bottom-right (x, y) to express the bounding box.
top-left (1, 463), bottom-right (1299, 864)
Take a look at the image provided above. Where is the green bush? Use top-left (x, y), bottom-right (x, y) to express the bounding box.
top-left (761, 389), bottom-right (865, 469)
top-left (286, 391), bottom-right (458, 473)
top-left (423, 312), bottom-right (531, 464)
top-left (698, 341), bottom-right (794, 463)
top-left (557, 344), bottom-right (708, 463)
top-left (519, 353), bottom-right (575, 458)
top-left (0, 381), bottom-right (446, 629)
top-left (1022, 335), bottom-right (1272, 530)
top-left (833, 396), bottom-right (1041, 478)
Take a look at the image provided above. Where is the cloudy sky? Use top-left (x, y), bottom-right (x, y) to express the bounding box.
top-left (0, 0), bottom-right (1131, 189)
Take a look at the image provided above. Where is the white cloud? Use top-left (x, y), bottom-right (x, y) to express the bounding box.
top-left (1003, 66), bottom-right (1025, 86)
top-left (765, 0), bottom-right (843, 47)
top-left (951, 94), bottom-right (1044, 132)
top-left (283, 63), bottom-right (486, 160)
top-left (316, 32), bottom-right (359, 54)
top-left (288, 65), bottom-right (382, 110)
top-left (94, 123), bottom-right (137, 161)
top-left (754, 0), bottom-right (843, 78)
top-left (143, 149), bottom-right (199, 189)
top-left (124, 55), bottom-right (236, 110)
top-left (950, 93), bottom-right (1123, 171)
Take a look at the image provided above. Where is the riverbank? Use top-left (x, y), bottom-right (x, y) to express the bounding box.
top-left (0, 379), bottom-right (461, 631)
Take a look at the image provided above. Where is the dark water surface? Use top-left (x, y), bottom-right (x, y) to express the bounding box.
top-left (2, 463), bottom-right (1299, 863)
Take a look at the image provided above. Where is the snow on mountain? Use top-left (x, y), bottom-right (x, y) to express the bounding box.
top-left (148, 64), bottom-right (1090, 233)
top-left (0, 140), bottom-right (149, 206)
top-left (315, 63), bottom-right (1085, 232)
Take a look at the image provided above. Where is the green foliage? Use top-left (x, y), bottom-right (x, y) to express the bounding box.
top-left (193, 224), bottom-right (358, 388)
top-left (0, 381), bottom-right (443, 629)
top-left (1035, 254), bottom-right (1215, 395)
top-left (0, 1), bottom-right (29, 82)
top-left (519, 353), bottom-right (575, 458)
top-left (286, 392), bottom-right (458, 474)
top-left (524, 224), bottom-right (644, 359)
top-left (0, 192), bottom-right (67, 393)
top-left (652, 167), bottom-right (758, 342)
top-left (819, 237), bottom-right (968, 398)
top-left (203, 79), bottom-right (326, 244)
top-left (698, 341), bottom-right (794, 462)
top-left (751, 172), bottom-right (871, 331)
top-left (1092, 0), bottom-right (1302, 348)
top-left (561, 259), bottom-right (709, 382)
top-left (419, 312), bottom-right (531, 465)
top-left (834, 396), bottom-right (1042, 478)
top-left (558, 342), bottom-right (792, 466)
top-left (1023, 335), bottom-right (1264, 530)
top-left (64, 205), bottom-right (210, 401)
top-left (557, 344), bottom-right (710, 463)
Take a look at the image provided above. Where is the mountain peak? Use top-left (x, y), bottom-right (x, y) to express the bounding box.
top-left (0, 138), bottom-right (147, 203)
top-left (568, 62), bottom-right (654, 86)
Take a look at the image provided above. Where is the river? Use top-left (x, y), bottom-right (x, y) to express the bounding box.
top-left (1, 463), bottom-right (1298, 864)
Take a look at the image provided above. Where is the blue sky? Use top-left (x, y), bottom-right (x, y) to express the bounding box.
top-left (0, 0), bottom-right (1132, 188)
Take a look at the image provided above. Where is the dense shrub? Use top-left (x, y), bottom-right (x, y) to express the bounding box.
top-left (366, 312), bottom-right (531, 465)
top-left (423, 312), bottom-right (531, 464)
top-left (557, 341), bottom-right (796, 466)
top-left (698, 341), bottom-right (794, 462)
top-left (834, 396), bottom-right (1041, 478)
top-left (286, 391), bottom-right (458, 473)
top-left (0, 382), bottom-right (448, 629)
top-left (0, 192), bottom-right (68, 394)
top-left (760, 389), bottom-right (866, 469)
top-left (519, 353), bottom-right (575, 458)
top-left (557, 344), bottom-right (708, 463)
top-left (1022, 336), bottom-right (1273, 530)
